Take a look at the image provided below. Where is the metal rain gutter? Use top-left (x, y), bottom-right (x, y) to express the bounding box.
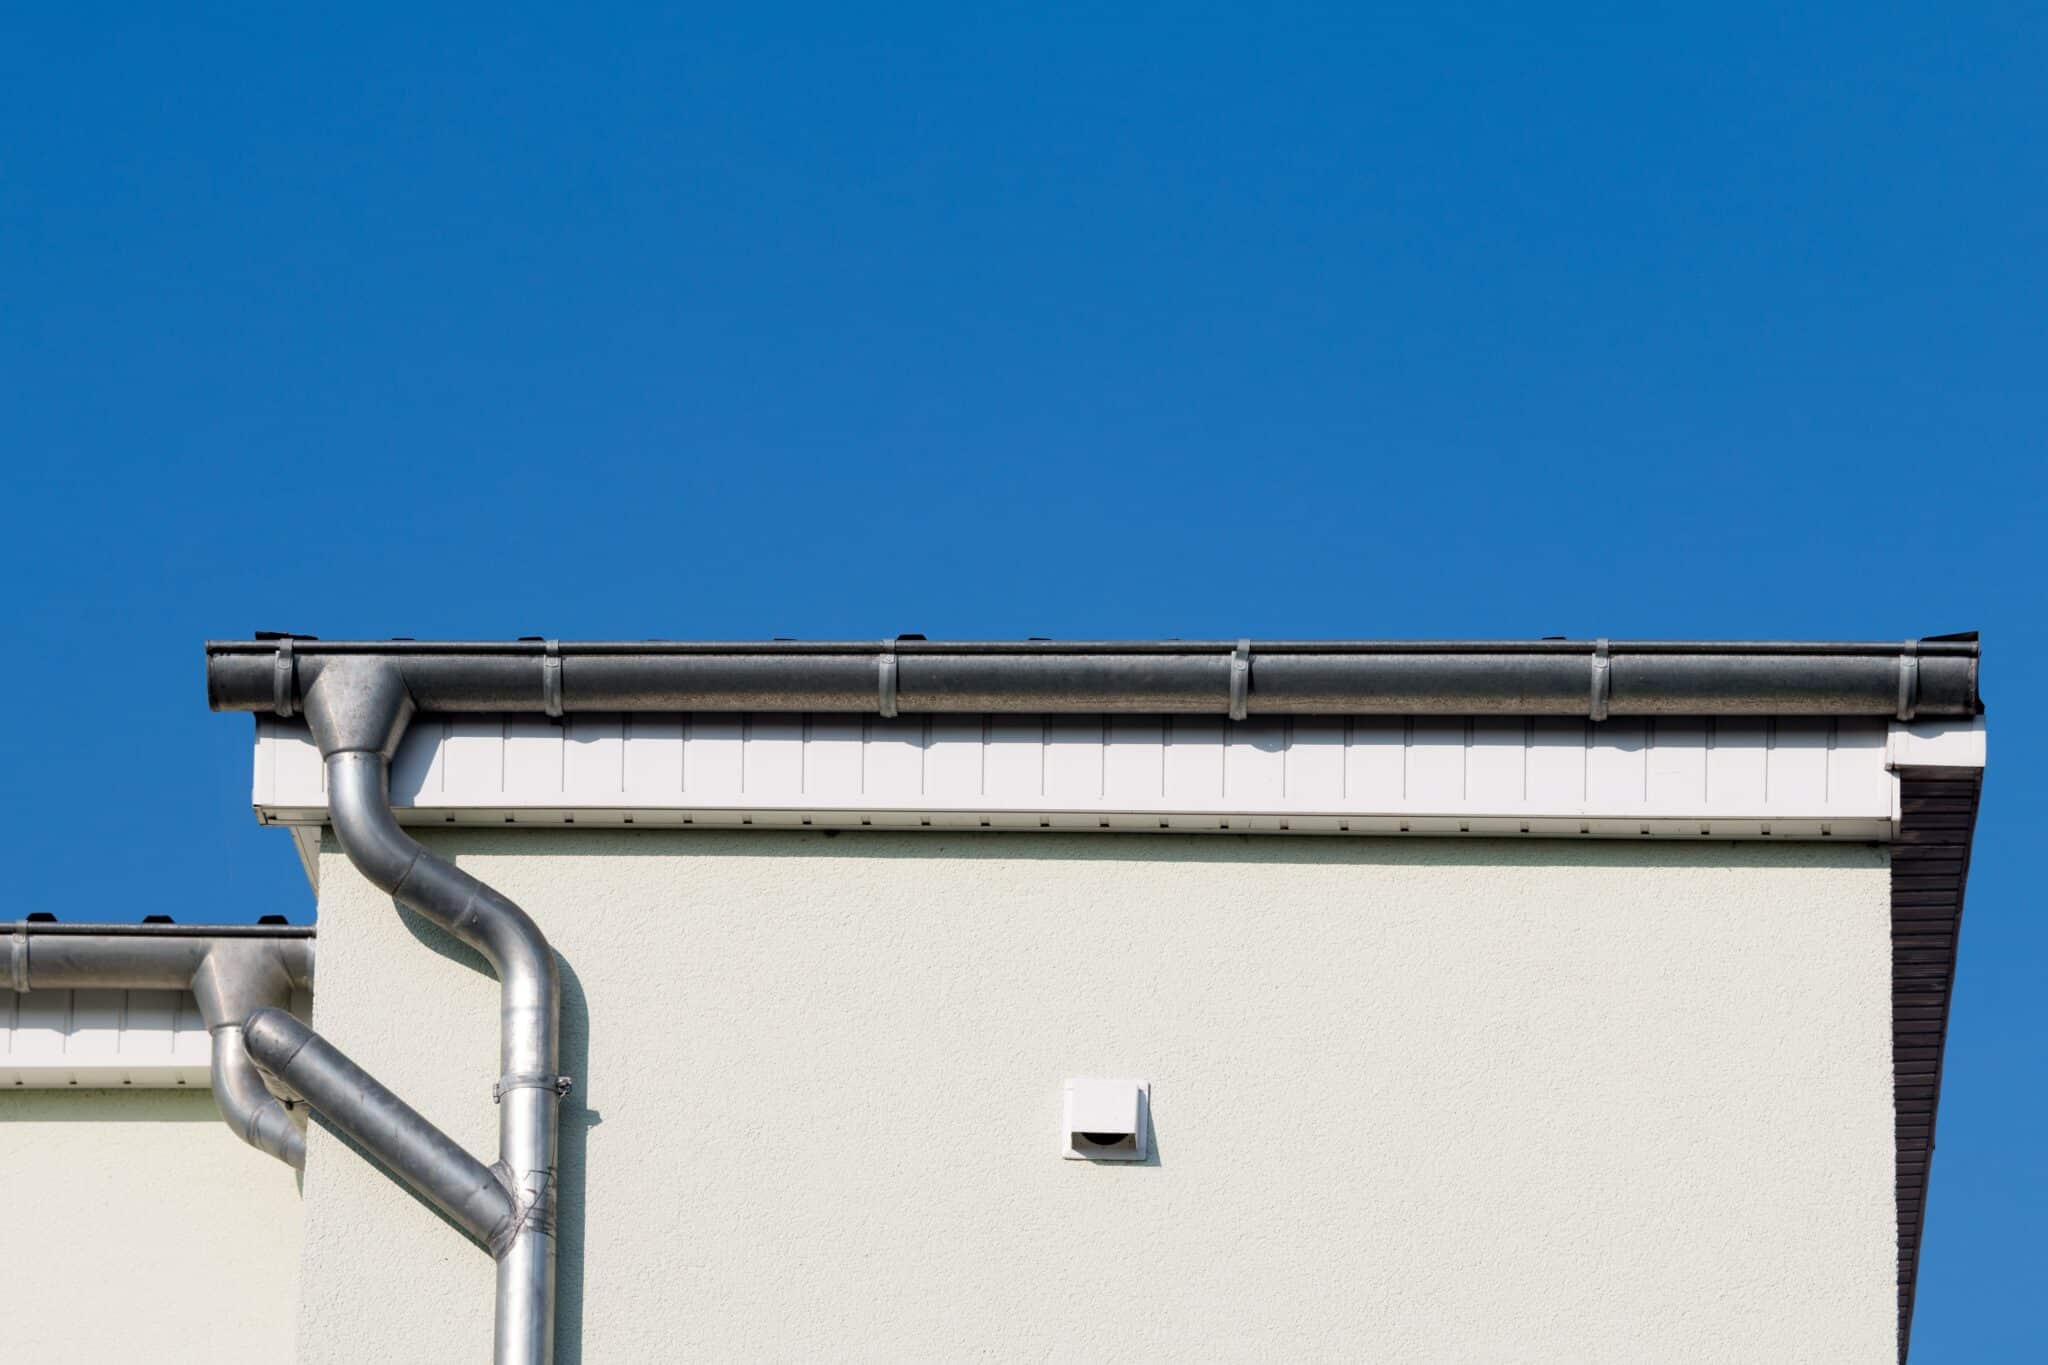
top-left (208, 635), bottom-right (1981, 721)
top-left (6, 922), bottom-right (315, 1167)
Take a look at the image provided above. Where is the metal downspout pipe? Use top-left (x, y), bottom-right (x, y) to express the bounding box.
top-left (243, 1005), bottom-right (517, 1245)
top-left (279, 658), bottom-right (564, 1365)
top-left (208, 1019), bottom-right (306, 1167)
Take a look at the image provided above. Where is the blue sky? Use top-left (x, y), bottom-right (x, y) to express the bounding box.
top-left (2, 5), bottom-right (2041, 1357)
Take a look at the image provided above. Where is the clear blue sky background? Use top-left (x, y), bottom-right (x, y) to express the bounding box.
top-left (2, 6), bottom-right (2041, 1357)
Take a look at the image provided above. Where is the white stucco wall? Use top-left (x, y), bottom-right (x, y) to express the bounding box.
top-left (0, 1090), bottom-right (303, 1362)
top-left (298, 832), bottom-right (1894, 1363)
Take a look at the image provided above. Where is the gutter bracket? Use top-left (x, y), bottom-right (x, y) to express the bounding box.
top-left (1589, 638), bottom-right (1611, 723)
top-left (1228, 639), bottom-right (1250, 722)
top-left (8, 927), bottom-right (25, 994)
top-left (542, 639), bottom-right (564, 720)
top-left (274, 638), bottom-right (296, 719)
top-left (1898, 639), bottom-right (1920, 722)
top-left (878, 638), bottom-right (899, 719)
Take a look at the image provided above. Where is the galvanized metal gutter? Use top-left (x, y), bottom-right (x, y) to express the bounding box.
top-left (208, 635), bottom-right (1981, 720)
top-left (6, 922), bottom-right (315, 1167)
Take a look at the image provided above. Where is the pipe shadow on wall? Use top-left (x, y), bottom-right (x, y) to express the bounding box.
top-left (398, 906), bottom-right (594, 1364)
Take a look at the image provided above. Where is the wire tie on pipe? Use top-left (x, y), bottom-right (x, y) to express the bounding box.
top-left (492, 1169), bottom-right (559, 1255)
top-left (541, 639), bottom-right (564, 720)
top-left (1897, 639), bottom-right (1920, 722)
top-left (1589, 638), bottom-right (1611, 723)
top-left (878, 638), bottom-right (899, 719)
top-left (274, 638), bottom-right (296, 719)
top-left (1228, 639), bottom-right (1251, 722)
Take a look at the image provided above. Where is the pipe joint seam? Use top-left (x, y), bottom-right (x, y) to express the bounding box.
top-left (385, 847), bottom-right (428, 904)
top-left (243, 1006), bottom-right (315, 1072)
top-left (487, 1172), bottom-right (558, 1261)
top-left (301, 658), bottom-right (415, 760)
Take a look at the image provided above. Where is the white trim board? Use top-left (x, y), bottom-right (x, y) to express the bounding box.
top-left (252, 714), bottom-right (1984, 844)
top-left (2, 988), bottom-right (211, 1088)
top-left (2, 986), bottom-right (319, 1089)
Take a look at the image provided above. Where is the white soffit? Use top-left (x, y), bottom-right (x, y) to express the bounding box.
top-left (2, 989), bottom-right (211, 1088)
top-left (3, 985), bottom-right (320, 1089)
top-left (247, 714), bottom-right (1983, 842)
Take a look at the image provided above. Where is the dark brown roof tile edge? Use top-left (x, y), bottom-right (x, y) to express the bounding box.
top-left (1893, 770), bottom-right (1981, 1361)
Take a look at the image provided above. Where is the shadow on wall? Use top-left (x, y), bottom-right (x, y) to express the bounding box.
top-left (0, 1090), bottom-right (225, 1122)
top-left (396, 906), bottom-right (597, 1365)
top-left (558, 955), bottom-right (596, 1365)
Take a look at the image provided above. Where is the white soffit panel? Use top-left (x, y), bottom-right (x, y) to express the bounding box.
top-left (3, 986), bottom-right (317, 1088)
top-left (1, 989), bottom-right (212, 1088)
top-left (248, 714), bottom-right (1960, 842)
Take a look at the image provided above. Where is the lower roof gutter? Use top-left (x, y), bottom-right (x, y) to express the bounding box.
top-left (207, 636), bottom-right (1981, 721)
top-left (7, 923), bottom-right (314, 1167)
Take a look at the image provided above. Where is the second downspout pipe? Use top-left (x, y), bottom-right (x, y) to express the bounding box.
top-left (271, 657), bottom-right (565, 1365)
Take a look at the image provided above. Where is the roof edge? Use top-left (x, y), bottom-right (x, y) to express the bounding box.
top-left (7, 921), bottom-right (315, 938)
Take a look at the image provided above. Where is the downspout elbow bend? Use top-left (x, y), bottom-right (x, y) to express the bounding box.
top-left (212, 1025), bottom-right (306, 1169)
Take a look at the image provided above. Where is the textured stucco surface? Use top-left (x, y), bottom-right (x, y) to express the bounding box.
top-left (0, 1090), bottom-right (303, 1362)
top-left (299, 832), bottom-right (1893, 1363)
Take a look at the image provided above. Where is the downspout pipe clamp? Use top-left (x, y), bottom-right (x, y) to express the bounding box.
top-left (493, 1072), bottom-right (574, 1103)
